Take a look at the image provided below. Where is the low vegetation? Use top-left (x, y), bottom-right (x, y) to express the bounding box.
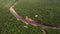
top-left (0, 0), bottom-right (60, 34)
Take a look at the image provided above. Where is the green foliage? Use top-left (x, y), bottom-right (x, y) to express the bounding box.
top-left (0, 0), bottom-right (60, 34)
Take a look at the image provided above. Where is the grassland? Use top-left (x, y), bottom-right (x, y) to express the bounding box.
top-left (0, 0), bottom-right (60, 34)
